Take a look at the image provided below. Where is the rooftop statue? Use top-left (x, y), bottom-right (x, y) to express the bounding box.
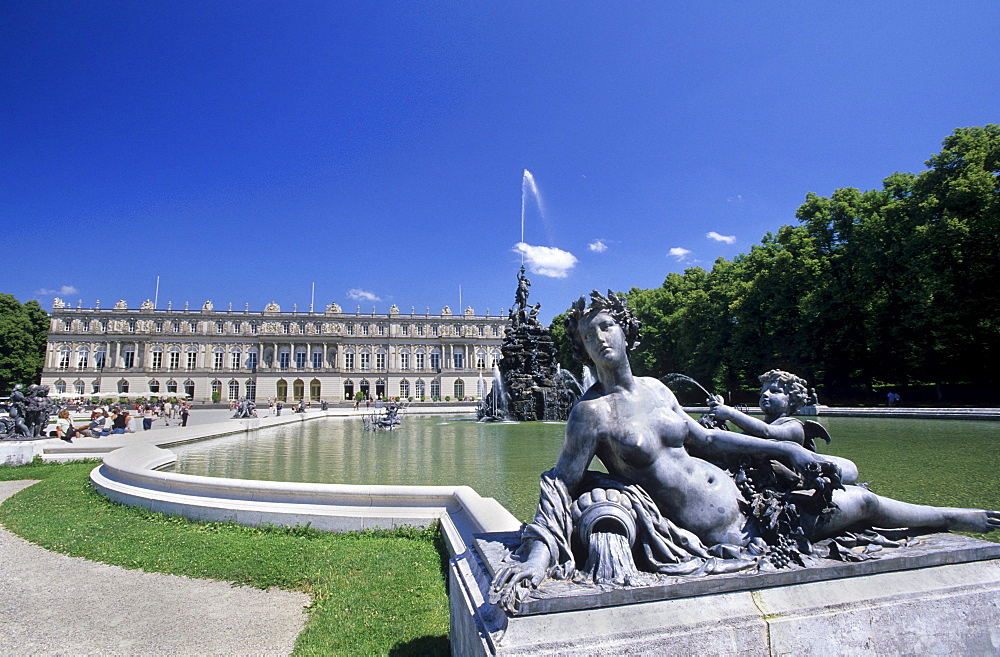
top-left (490, 290), bottom-right (1000, 612)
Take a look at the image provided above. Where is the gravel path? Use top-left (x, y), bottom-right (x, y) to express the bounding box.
top-left (0, 480), bottom-right (308, 656)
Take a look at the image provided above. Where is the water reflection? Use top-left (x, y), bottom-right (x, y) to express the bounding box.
top-left (169, 415), bottom-right (999, 524)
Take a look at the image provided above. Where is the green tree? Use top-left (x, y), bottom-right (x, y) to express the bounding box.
top-left (0, 294), bottom-right (49, 393)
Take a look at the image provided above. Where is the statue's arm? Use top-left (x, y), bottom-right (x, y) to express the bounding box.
top-left (711, 403), bottom-right (804, 444)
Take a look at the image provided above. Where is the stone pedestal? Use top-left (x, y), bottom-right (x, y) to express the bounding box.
top-left (450, 532), bottom-right (1000, 655)
top-left (0, 441), bottom-right (43, 466)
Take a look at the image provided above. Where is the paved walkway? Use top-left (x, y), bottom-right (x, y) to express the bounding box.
top-left (0, 480), bottom-right (309, 655)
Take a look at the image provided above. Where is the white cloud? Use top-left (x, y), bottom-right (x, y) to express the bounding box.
top-left (668, 247), bottom-right (692, 261)
top-left (347, 288), bottom-right (381, 302)
top-left (588, 239), bottom-right (608, 253)
top-left (35, 285), bottom-right (78, 296)
top-left (706, 231), bottom-right (736, 244)
top-left (513, 242), bottom-right (578, 278)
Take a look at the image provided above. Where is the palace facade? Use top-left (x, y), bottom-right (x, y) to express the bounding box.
top-left (40, 298), bottom-right (507, 403)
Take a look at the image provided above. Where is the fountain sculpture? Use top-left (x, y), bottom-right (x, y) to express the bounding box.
top-left (477, 267), bottom-right (575, 422)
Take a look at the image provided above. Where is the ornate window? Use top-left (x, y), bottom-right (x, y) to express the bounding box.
top-left (150, 349), bottom-right (163, 370)
top-left (279, 350), bottom-right (290, 370)
top-left (118, 379), bottom-right (129, 394)
top-left (245, 379), bottom-right (256, 401)
top-left (453, 351), bottom-right (464, 369)
top-left (293, 379), bottom-right (304, 400)
top-left (312, 350), bottom-right (323, 369)
top-left (415, 379), bottom-right (425, 398)
top-left (184, 380), bottom-right (195, 398)
top-left (155, 321), bottom-right (163, 333)
top-left (294, 349), bottom-right (306, 369)
top-left (276, 379), bottom-right (288, 402)
top-left (399, 379), bottom-right (410, 398)
top-left (233, 322), bottom-right (241, 334)
top-left (58, 348), bottom-right (71, 370)
top-left (128, 320), bottom-right (136, 333)
top-left (76, 347), bottom-right (89, 370)
top-left (122, 348), bottom-right (135, 369)
top-left (454, 380), bottom-right (465, 399)
top-left (430, 350), bottom-right (441, 371)
top-left (360, 350), bottom-right (371, 371)
top-left (217, 321), bottom-right (225, 334)
top-left (430, 379), bottom-right (441, 399)
top-left (344, 350), bottom-right (355, 371)
top-left (476, 350), bottom-right (487, 369)
top-left (230, 350), bottom-right (241, 370)
top-left (228, 380), bottom-right (239, 401)
top-left (399, 349), bottom-right (410, 370)
top-left (74, 380), bottom-right (85, 395)
top-left (95, 348), bottom-right (106, 370)
top-left (186, 349), bottom-right (198, 370)
top-left (415, 350), bottom-right (425, 370)
top-left (166, 380), bottom-right (178, 393)
top-left (213, 350), bottom-right (225, 371)
top-left (310, 379), bottom-right (321, 401)
top-left (149, 379), bottom-right (160, 393)
top-left (375, 349), bottom-right (386, 370)
top-left (168, 349), bottom-right (180, 371)
top-left (247, 349), bottom-right (258, 371)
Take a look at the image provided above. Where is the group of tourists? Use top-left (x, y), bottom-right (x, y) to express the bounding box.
top-left (53, 401), bottom-right (192, 442)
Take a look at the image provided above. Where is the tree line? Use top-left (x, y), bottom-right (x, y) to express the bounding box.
top-left (0, 294), bottom-right (49, 394)
top-left (551, 126), bottom-right (1000, 405)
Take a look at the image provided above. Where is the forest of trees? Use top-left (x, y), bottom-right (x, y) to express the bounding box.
top-left (551, 126), bottom-right (1000, 405)
top-left (0, 294), bottom-right (49, 394)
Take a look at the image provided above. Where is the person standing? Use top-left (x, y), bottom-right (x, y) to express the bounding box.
top-left (142, 405), bottom-right (155, 431)
top-left (180, 403), bottom-right (190, 427)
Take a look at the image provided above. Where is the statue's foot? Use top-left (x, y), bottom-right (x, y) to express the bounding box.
top-left (946, 508), bottom-right (1000, 533)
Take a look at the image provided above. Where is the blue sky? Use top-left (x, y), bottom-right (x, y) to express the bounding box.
top-left (4, 2), bottom-right (998, 323)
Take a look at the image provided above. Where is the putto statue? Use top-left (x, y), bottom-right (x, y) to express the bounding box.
top-left (490, 290), bottom-right (1000, 612)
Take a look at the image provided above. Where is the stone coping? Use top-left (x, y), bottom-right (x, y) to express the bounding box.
top-left (89, 439), bottom-right (522, 559)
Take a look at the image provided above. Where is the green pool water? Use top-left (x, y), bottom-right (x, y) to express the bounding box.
top-left (169, 415), bottom-right (999, 532)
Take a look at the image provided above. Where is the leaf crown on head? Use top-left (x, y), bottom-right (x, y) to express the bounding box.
top-left (565, 290), bottom-right (642, 365)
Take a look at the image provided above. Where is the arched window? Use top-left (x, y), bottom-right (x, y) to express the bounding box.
top-left (454, 379), bottom-right (464, 399)
top-left (245, 379), bottom-right (256, 401)
top-left (184, 380), bottom-right (195, 398)
top-left (168, 347), bottom-right (180, 371)
top-left (166, 380), bottom-right (178, 393)
top-left (58, 348), bottom-right (71, 371)
top-left (430, 379), bottom-right (441, 399)
top-left (343, 379), bottom-right (354, 400)
top-left (359, 348), bottom-right (371, 371)
top-left (375, 378), bottom-right (386, 399)
top-left (149, 379), bottom-right (160, 393)
top-left (476, 350), bottom-right (487, 370)
top-left (55, 380), bottom-right (67, 393)
top-left (276, 379), bottom-right (288, 402)
top-left (293, 379), bottom-right (304, 400)
top-left (375, 348), bottom-right (386, 371)
top-left (186, 348), bottom-right (198, 370)
top-left (94, 346), bottom-right (107, 370)
top-left (117, 379), bottom-right (129, 394)
top-left (415, 379), bottom-right (425, 399)
top-left (359, 379), bottom-right (370, 399)
top-left (230, 349), bottom-right (242, 370)
top-left (150, 347), bottom-right (163, 370)
top-left (211, 380), bottom-right (222, 399)
top-left (415, 349), bottom-right (425, 370)
top-left (310, 379), bottom-right (321, 401)
top-left (74, 380), bottom-right (85, 395)
top-left (228, 380), bottom-right (239, 401)
top-left (399, 379), bottom-right (410, 398)
top-left (76, 347), bottom-right (89, 370)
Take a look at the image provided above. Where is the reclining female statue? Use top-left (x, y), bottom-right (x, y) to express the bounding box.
top-left (491, 290), bottom-right (999, 611)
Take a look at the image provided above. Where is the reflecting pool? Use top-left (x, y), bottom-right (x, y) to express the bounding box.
top-left (169, 415), bottom-right (1000, 528)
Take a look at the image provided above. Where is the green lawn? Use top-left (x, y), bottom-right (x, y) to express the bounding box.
top-left (0, 460), bottom-right (450, 656)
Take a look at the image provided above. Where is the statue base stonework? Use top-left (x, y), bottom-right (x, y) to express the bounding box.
top-left (450, 531), bottom-right (1000, 655)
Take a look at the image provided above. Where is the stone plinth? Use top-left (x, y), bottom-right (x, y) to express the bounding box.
top-left (450, 531), bottom-right (1000, 655)
top-left (0, 441), bottom-right (43, 466)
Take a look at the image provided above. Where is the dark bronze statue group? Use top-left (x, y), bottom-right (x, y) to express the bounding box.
top-left (1, 384), bottom-right (58, 440)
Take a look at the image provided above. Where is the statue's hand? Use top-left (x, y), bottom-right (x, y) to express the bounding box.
top-left (489, 555), bottom-right (547, 611)
top-left (709, 400), bottom-right (734, 421)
